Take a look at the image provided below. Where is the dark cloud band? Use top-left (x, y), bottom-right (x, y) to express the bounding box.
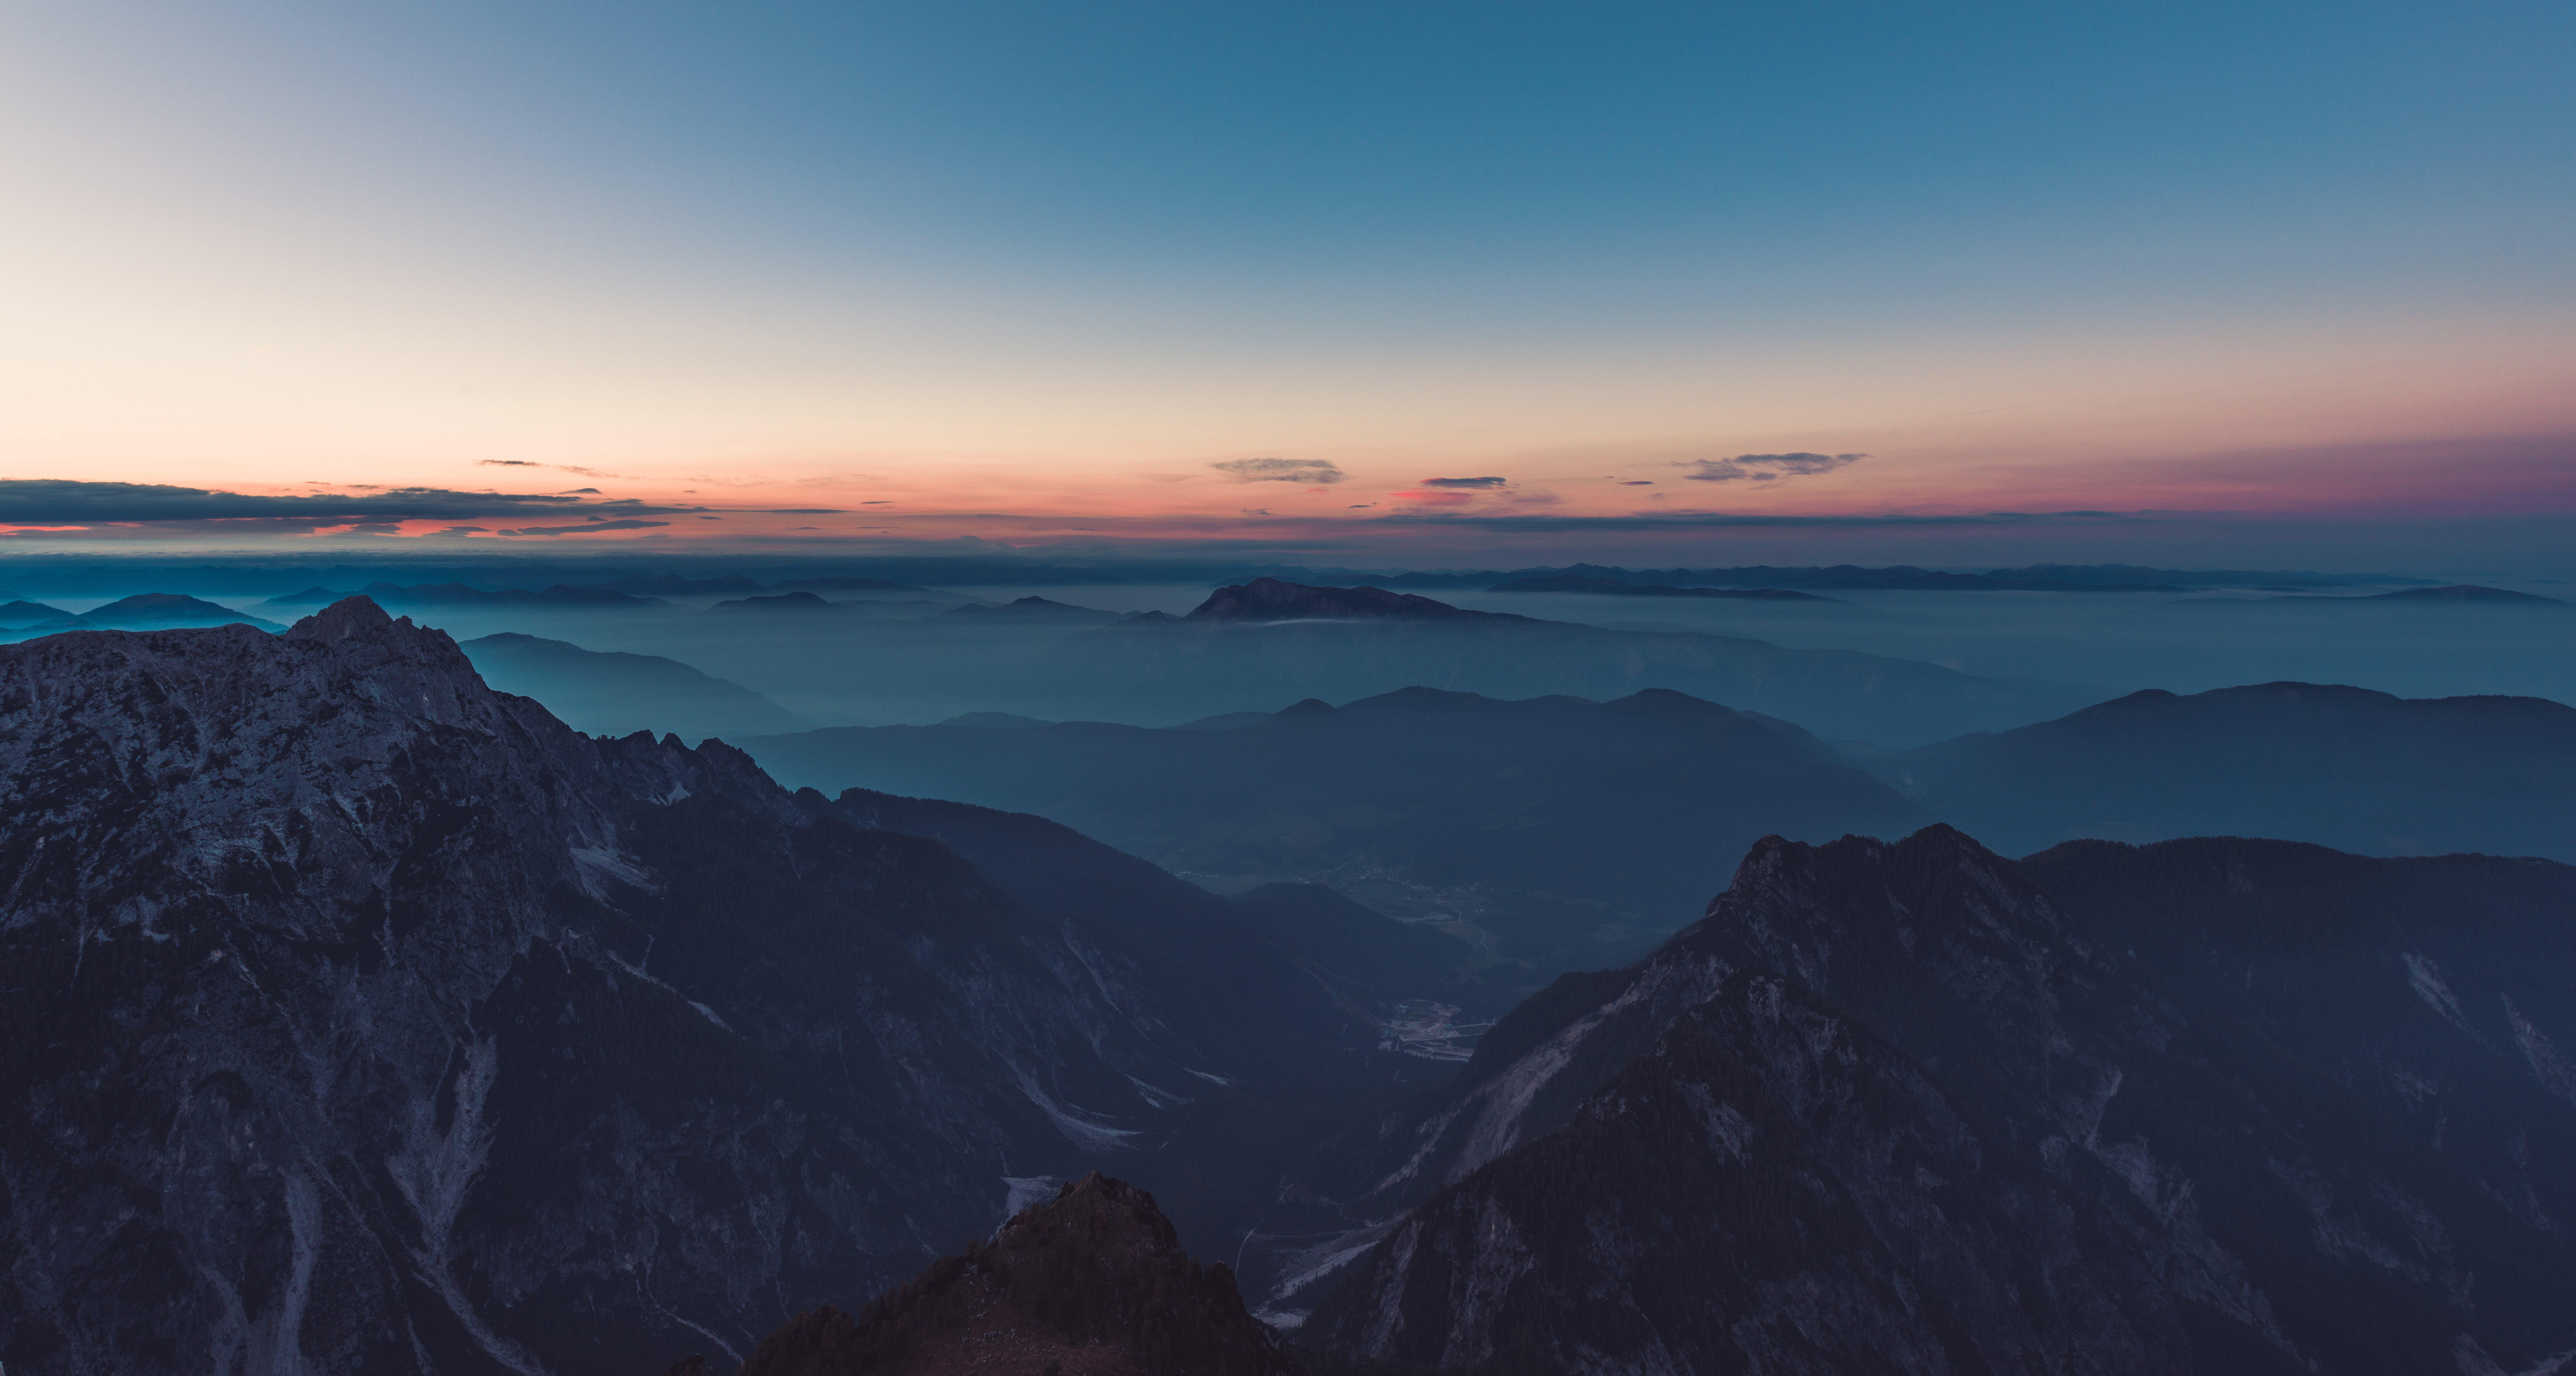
top-left (0, 479), bottom-right (702, 526)
top-left (1210, 458), bottom-right (1346, 484)
top-left (1682, 452), bottom-right (1867, 482)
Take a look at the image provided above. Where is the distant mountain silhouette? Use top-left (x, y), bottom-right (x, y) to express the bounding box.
top-left (577, 573), bottom-right (766, 596)
top-left (762, 576), bottom-right (945, 597)
top-left (1488, 574), bottom-right (1837, 600)
top-left (934, 710), bottom-right (1058, 728)
top-left (73, 592), bottom-right (283, 631)
top-left (1189, 576), bottom-right (1525, 623)
top-left (1859, 682), bottom-right (2576, 860)
top-left (2323, 584), bottom-right (2560, 605)
top-left (1380, 563), bottom-right (2268, 592)
top-left (703, 1173), bottom-right (1296, 1376)
top-left (459, 631), bottom-right (810, 740)
top-left (744, 687), bottom-right (1929, 1000)
top-left (710, 589), bottom-right (843, 612)
top-left (1302, 827), bottom-right (2576, 1374)
top-left (942, 595), bottom-right (1122, 621)
top-left (0, 599), bottom-right (72, 626)
top-left (1033, 580), bottom-right (2104, 745)
top-left (262, 581), bottom-right (665, 609)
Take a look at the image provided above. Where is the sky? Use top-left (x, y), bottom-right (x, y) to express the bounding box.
top-left (2, 1), bottom-right (2571, 568)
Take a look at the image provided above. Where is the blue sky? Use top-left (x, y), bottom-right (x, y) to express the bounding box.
top-left (1, 1), bottom-right (2569, 563)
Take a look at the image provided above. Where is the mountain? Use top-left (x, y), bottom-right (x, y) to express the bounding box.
top-left (941, 595), bottom-right (1123, 622)
top-left (2265, 585), bottom-right (2567, 606)
top-left (1355, 563), bottom-right (2437, 593)
top-left (1860, 682), bottom-right (2576, 860)
top-left (710, 591), bottom-right (843, 612)
top-left (742, 688), bottom-right (1929, 1002)
top-left (1300, 828), bottom-right (2576, 1373)
top-left (762, 577), bottom-right (945, 597)
top-left (697, 1173), bottom-right (1297, 1376)
top-left (576, 574), bottom-right (767, 597)
top-left (1487, 575), bottom-right (1836, 601)
top-left (263, 582), bottom-right (667, 609)
top-left (0, 599), bottom-right (72, 626)
top-left (1190, 577), bottom-right (1524, 623)
top-left (458, 631), bottom-right (811, 741)
top-left (1025, 581), bottom-right (2105, 746)
top-left (0, 600), bottom-right (1441, 1375)
top-left (74, 592), bottom-right (284, 630)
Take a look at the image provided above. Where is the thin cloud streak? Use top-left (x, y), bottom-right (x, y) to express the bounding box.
top-left (0, 479), bottom-right (706, 526)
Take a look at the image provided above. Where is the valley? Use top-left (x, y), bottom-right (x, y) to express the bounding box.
top-left (1, 579), bottom-right (2569, 1375)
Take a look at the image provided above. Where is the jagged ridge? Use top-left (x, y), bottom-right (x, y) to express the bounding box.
top-left (704, 1172), bottom-right (1296, 1376)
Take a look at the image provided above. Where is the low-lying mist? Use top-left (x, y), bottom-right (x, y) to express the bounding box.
top-left (5, 571), bottom-right (2568, 749)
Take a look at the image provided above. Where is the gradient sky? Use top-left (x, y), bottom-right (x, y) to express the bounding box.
top-left (3, 1), bottom-right (2571, 564)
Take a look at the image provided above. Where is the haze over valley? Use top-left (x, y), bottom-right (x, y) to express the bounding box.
top-left (5, 3), bottom-right (2572, 1372)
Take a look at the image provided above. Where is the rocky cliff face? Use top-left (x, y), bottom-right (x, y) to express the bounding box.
top-left (1303, 827), bottom-right (2576, 1373)
top-left (0, 600), bottom-right (1398, 1375)
top-left (708, 1172), bottom-right (1296, 1376)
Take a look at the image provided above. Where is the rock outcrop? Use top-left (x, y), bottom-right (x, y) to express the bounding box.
top-left (0, 599), bottom-right (1396, 1375)
top-left (707, 1172), bottom-right (1296, 1376)
top-left (1303, 827), bottom-right (2576, 1373)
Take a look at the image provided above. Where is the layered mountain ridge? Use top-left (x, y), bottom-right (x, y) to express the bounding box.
top-left (1298, 827), bottom-right (2576, 1373)
top-left (0, 599), bottom-right (1426, 1374)
top-left (744, 686), bottom-right (1930, 998)
top-left (1866, 681), bottom-right (2576, 860)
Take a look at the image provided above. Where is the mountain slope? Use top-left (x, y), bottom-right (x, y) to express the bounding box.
top-left (0, 600), bottom-right (1428, 1375)
top-left (72, 592), bottom-right (284, 630)
top-left (744, 688), bottom-right (1929, 1000)
top-left (1865, 682), bottom-right (2576, 859)
top-left (1303, 828), bottom-right (2576, 1373)
top-left (705, 1173), bottom-right (1296, 1376)
top-left (460, 631), bottom-right (810, 740)
top-left (1028, 581), bottom-right (2103, 745)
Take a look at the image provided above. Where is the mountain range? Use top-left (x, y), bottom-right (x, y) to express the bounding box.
top-left (1295, 828), bottom-right (2576, 1373)
top-left (1022, 579), bottom-right (2105, 745)
top-left (1370, 562), bottom-right (2430, 593)
top-left (458, 632), bottom-right (811, 741)
top-left (743, 687), bottom-right (1931, 1000)
top-left (6, 592), bottom-right (2572, 1376)
top-left (1858, 682), bottom-right (2576, 861)
top-left (0, 592), bottom-right (284, 635)
top-left (0, 600), bottom-right (1442, 1373)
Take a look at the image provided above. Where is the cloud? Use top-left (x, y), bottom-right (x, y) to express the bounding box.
top-left (0, 478), bottom-right (702, 527)
top-left (1418, 476), bottom-right (1508, 489)
top-left (1681, 452), bottom-right (1868, 482)
top-left (1211, 458), bottom-right (1346, 484)
top-left (1372, 508), bottom-right (2169, 531)
top-left (497, 519), bottom-right (674, 537)
top-left (479, 460), bottom-right (623, 478)
top-left (1619, 480), bottom-right (1654, 486)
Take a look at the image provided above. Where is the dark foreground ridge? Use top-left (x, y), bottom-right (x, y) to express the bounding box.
top-left (0, 598), bottom-right (1421, 1374)
top-left (1301, 826), bottom-right (2576, 1374)
top-left (681, 1172), bottom-right (1297, 1376)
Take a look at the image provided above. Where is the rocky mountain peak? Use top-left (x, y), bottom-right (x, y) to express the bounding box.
top-left (285, 591), bottom-right (405, 642)
top-left (715, 1171), bottom-right (1297, 1376)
